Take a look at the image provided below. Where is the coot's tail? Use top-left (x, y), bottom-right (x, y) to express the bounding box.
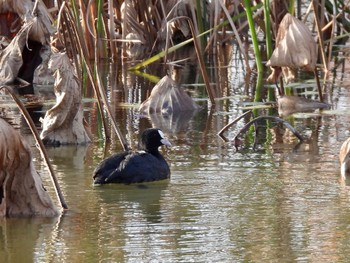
top-left (92, 173), bottom-right (107, 185)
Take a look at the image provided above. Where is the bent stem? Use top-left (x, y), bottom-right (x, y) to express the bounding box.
top-left (218, 110), bottom-right (253, 141)
top-left (1, 85), bottom-right (68, 210)
top-left (234, 116), bottom-right (304, 143)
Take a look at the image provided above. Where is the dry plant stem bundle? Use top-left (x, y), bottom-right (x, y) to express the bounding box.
top-left (56, 2), bottom-right (128, 149)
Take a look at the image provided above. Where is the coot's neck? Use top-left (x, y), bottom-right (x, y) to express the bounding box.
top-left (144, 146), bottom-right (160, 155)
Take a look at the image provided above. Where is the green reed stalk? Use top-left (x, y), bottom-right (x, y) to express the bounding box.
top-left (96, 0), bottom-right (104, 37)
top-left (243, 0), bottom-right (263, 102)
top-left (289, 0), bottom-right (295, 15)
top-left (263, 0), bottom-right (274, 102)
top-left (96, 0), bottom-right (107, 58)
top-left (70, 0), bottom-right (79, 22)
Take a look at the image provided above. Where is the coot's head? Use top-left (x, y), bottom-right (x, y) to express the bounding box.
top-left (139, 128), bottom-right (171, 153)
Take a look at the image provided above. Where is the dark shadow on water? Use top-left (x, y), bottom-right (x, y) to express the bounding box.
top-left (93, 180), bottom-right (170, 223)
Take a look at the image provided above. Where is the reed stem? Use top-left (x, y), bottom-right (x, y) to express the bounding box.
top-left (263, 0), bottom-right (274, 102)
top-left (243, 0), bottom-right (263, 102)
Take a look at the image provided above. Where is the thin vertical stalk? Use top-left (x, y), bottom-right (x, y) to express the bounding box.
top-left (96, 0), bottom-right (107, 58)
top-left (312, 0), bottom-right (327, 101)
top-left (108, 0), bottom-right (117, 60)
top-left (326, 0), bottom-right (337, 67)
top-left (297, 0), bottom-right (302, 18)
top-left (62, 4), bottom-right (109, 142)
top-left (243, 0), bottom-right (263, 102)
top-left (219, 0), bottom-right (250, 71)
top-left (312, 0), bottom-right (328, 72)
top-left (263, 1), bottom-right (273, 60)
top-left (289, 0), bottom-right (295, 15)
top-left (96, 0), bottom-right (103, 37)
top-left (94, 56), bottom-right (129, 150)
top-left (263, 0), bottom-right (274, 101)
top-left (196, 0), bottom-right (206, 48)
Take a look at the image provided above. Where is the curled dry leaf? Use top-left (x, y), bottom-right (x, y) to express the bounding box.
top-left (0, 0), bottom-right (54, 44)
top-left (266, 13), bottom-right (317, 83)
top-left (0, 21), bottom-right (33, 84)
top-left (40, 52), bottom-right (92, 145)
top-left (0, 118), bottom-right (59, 217)
top-left (139, 75), bottom-right (198, 115)
top-left (0, 0), bottom-right (54, 87)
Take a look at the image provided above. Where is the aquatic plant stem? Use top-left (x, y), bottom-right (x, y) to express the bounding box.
top-left (243, 0), bottom-right (264, 102)
top-left (1, 85), bottom-right (68, 210)
top-left (196, 0), bottom-right (206, 48)
top-left (312, 0), bottom-right (328, 73)
top-left (218, 110), bottom-right (253, 141)
top-left (263, 1), bottom-right (273, 59)
top-left (219, 0), bottom-right (250, 71)
top-left (263, 0), bottom-right (274, 101)
top-left (312, 0), bottom-right (327, 101)
top-left (289, 0), bottom-right (295, 15)
top-left (59, 3), bottom-right (109, 140)
top-left (96, 0), bottom-right (107, 58)
top-left (94, 58), bottom-right (130, 150)
top-left (59, 3), bottom-right (129, 149)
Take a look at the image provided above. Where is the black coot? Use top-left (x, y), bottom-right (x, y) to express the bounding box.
top-left (93, 128), bottom-right (171, 184)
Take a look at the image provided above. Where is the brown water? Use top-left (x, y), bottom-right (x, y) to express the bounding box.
top-left (1, 47), bottom-right (350, 262)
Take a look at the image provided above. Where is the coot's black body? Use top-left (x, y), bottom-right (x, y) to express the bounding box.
top-left (93, 128), bottom-right (171, 184)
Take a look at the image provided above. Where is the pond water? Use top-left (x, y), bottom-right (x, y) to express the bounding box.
top-left (2, 45), bottom-right (350, 262)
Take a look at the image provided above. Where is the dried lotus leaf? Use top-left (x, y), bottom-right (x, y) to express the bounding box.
top-left (266, 13), bottom-right (317, 82)
top-left (0, 118), bottom-right (59, 217)
top-left (40, 52), bottom-right (91, 145)
top-left (139, 75), bottom-right (198, 115)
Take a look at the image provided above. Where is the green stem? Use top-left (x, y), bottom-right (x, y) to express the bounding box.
top-left (243, 0), bottom-right (263, 102)
top-left (263, 0), bottom-right (274, 102)
top-left (96, 0), bottom-right (107, 58)
top-left (289, 0), bottom-right (295, 15)
top-left (96, 0), bottom-right (104, 38)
